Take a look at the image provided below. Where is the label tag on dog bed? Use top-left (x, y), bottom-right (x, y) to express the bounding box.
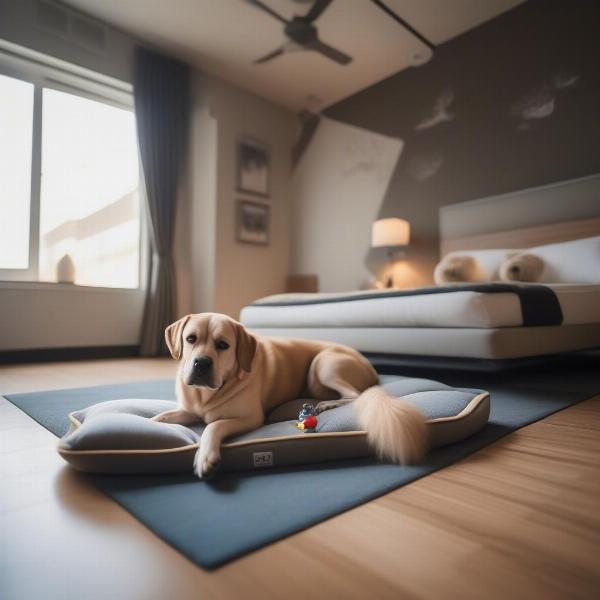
top-left (253, 451), bottom-right (274, 468)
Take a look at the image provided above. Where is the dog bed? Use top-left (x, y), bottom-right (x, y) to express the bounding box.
top-left (58, 377), bottom-right (490, 474)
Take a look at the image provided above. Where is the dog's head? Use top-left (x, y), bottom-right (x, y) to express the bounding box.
top-left (165, 313), bottom-right (257, 390)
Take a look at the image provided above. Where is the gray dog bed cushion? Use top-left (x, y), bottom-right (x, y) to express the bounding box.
top-left (57, 376), bottom-right (490, 474)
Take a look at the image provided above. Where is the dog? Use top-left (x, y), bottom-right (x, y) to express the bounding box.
top-left (153, 313), bottom-right (428, 479)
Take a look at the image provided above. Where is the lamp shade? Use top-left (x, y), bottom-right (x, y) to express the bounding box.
top-left (371, 218), bottom-right (410, 248)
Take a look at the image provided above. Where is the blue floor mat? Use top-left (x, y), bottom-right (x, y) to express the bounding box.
top-left (5, 366), bottom-right (599, 569)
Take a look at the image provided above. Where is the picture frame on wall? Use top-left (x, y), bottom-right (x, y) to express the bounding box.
top-left (236, 199), bottom-right (270, 245)
top-left (237, 137), bottom-right (270, 197)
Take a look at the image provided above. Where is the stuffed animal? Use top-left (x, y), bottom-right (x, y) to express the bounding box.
top-left (434, 254), bottom-right (487, 284)
top-left (499, 252), bottom-right (545, 282)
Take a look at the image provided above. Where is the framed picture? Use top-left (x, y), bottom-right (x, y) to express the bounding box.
top-left (236, 200), bottom-right (270, 245)
top-left (237, 137), bottom-right (270, 197)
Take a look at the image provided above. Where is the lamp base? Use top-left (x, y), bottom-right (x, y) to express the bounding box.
top-left (385, 251), bottom-right (405, 288)
top-left (382, 252), bottom-right (416, 290)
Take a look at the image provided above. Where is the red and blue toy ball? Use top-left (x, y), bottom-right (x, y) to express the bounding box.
top-left (297, 402), bottom-right (318, 432)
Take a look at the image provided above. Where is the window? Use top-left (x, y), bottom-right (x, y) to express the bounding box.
top-left (0, 50), bottom-right (141, 289)
top-left (39, 89), bottom-right (140, 288)
top-left (0, 74), bottom-right (34, 270)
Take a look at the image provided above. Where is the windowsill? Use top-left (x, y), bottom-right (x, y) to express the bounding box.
top-left (0, 280), bottom-right (143, 294)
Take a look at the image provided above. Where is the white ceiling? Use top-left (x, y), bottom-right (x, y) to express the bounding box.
top-left (64, 0), bottom-right (524, 111)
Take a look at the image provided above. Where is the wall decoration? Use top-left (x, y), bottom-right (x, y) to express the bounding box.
top-left (237, 138), bottom-right (270, 197)
top-left (511, 90), bottom-right (555, 127)
top-left (340, 134), bottom-right (401, 183)
top-left (553, 71), bottom-right (579, 90)
top-left (406, 152), bottom-right (445, 182)
top-left (414, 89), bottom-right (455, 131)
top-left (237, 200), bottom-right (270, 245)
top-left (511, 71), bottom-right (581, 131)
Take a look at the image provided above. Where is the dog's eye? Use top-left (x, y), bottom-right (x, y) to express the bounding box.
top-left (216, 340), bottom-right (229, 351)
top-left (186, 335), bottom-right (197, 344)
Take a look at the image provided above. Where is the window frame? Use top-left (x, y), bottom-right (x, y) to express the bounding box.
top-left (0, 42), bottom-right (147, 292)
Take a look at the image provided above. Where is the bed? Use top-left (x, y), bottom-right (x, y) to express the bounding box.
top-left (241, 175), bottom-right (600, 371)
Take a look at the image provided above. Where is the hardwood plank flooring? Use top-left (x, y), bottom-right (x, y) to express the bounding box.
top-left (1, 358), bottom-right (598, 600)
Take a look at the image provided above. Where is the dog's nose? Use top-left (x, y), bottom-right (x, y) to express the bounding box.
top-left (193, 356), bottom-right (213, 373)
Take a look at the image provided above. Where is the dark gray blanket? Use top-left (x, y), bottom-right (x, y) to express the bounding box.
top-left (5, 366), bottom-right (598, 569)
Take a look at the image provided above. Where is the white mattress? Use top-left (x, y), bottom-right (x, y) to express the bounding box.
top-left (241, 284), bottom-right (600, 329)
top-left (246, 324), bottom-right (600, 360)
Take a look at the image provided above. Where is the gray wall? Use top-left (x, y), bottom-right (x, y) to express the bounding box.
top-left (326, 0), bottom-right (600, 281)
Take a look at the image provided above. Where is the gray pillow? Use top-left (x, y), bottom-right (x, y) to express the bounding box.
top-left (58, 377), bottom-right (490, 474)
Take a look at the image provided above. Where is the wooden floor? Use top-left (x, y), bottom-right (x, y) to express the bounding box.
top-left (1, 358), bottom-right (599, 600)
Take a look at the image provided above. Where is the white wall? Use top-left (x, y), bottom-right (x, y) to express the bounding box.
top-left (291, 117), bottom-right (403, 292)
top-left (0, 283), bottom-right (144, 350)
top-left (188, 79), bottom-right (218, 316)
top-left (210, 77), bottom-right (297, 318)
top-left (182, 74), bottom-right (297, 320)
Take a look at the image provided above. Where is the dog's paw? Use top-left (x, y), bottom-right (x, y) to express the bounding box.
top-left (151, 409), bottom-right (197, 425)
top-left (315, 399), bottom-right (349, 414)
top-left (193, 447), bottom-right (222, 480)
top-left (151, 413), bottom-right (171, 423)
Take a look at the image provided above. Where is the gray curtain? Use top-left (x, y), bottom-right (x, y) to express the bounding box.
top-left (134, 47), bottom-right (190, 356)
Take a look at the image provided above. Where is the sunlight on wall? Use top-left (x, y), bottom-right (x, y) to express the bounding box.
top-left (291, 117), bottom-right (403, 292)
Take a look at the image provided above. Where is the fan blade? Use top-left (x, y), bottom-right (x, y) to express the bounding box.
top-left (245, 0), bottom-right (289, 25)
top-left (307, 38), bottom-right (352, 65)
top-left (302, 0), bottom-right (333, 23)
top-left (254, 47), bottom-right (286, 64)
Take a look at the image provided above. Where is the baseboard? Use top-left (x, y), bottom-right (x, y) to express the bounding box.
top-left (0, 345), bottom-right (140, 365)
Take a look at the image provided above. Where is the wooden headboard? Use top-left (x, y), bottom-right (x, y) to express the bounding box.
top-left (440, 174), bottom-right (600, 255)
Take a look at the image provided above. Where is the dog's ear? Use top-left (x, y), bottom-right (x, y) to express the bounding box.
top-left (235, 322), bottom-right (258, 374)
top-left (165, 315), bottom-right (191, 360)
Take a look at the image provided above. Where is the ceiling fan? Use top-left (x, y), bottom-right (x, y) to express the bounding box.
top-left (246, 0), bottom-right (353, 66)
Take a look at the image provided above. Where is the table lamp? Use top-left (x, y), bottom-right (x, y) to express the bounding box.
top-left (371, 218), bottom-right (411, 288)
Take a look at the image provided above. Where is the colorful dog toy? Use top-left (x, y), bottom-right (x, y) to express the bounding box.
top-left (297, 402), bottom-right (318, 432)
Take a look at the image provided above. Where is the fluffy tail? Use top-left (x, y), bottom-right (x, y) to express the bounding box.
top-left (354, 386), bottom-right (428, 464)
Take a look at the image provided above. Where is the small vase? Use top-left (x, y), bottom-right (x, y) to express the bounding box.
top-left (56, 253), bottom-right (75, 284)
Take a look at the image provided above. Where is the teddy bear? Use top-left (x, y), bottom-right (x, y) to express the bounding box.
top-left (499, 252), bottom-right (545, 282)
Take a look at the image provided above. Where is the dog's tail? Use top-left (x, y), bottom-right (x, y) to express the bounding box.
top-left (354, 386), bottom-right (428, 464)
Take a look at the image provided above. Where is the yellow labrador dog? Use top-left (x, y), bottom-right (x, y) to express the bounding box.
top-left (153, 313), bottom-right (427, 478)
